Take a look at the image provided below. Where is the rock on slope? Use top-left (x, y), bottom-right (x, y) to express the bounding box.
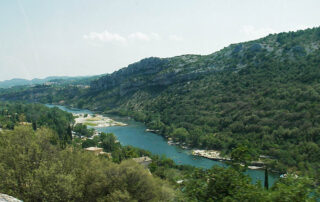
top-left (0, 194), bottom-right (22, 202)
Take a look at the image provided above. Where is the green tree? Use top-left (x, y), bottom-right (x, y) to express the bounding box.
top-left (0, 126), bottom-right (177, 201)
top-left (172, 127), bottom-right (189, 142)
top-left (230, 146), bottom-right (253, 171)
top-left (100, 132), bottom-right (118, 152)
top-left (82, 139), bottom-right (96, 148)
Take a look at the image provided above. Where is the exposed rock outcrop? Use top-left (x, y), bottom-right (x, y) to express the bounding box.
top-left (0, 194), bottom-right (22, 202)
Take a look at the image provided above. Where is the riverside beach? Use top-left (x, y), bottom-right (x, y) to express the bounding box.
top-left (74, 113), bottom-right (127, 127)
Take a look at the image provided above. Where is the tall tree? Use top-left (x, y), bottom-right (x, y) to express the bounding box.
top-left (264, 167), bottom-right (269, 190)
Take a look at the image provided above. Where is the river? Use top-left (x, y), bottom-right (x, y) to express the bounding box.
top-left (47, 104), bottom-right (278, 186)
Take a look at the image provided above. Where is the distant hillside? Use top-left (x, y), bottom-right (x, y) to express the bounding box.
top-left (0, 75), bottom-right (100, 88)
top-left (1, 27), bottom-right (320, 177)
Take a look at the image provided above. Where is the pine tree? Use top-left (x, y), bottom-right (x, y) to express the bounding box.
top-left (32, 122), bottom-right (37, 131)
top-left (67, 125), bottom-right (72, 141)
top-left (264, 167), bottom-right (269, 190)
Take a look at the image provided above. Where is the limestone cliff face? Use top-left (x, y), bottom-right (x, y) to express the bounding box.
top-left (0, 193), bottom-right (22, 202)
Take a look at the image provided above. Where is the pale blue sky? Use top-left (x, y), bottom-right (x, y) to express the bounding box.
top-left (0, 0), bottom-right (319, 81)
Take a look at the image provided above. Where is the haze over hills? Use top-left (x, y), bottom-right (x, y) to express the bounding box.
top-left (1, 27), bottom-right (320, 177)
top-left (0, 75), bottom-right (102, 89)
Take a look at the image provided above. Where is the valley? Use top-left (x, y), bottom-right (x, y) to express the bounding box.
top-left (1, 27), bottom-right (320, 201)
top-left (2, 27), bottom-right (320, 176)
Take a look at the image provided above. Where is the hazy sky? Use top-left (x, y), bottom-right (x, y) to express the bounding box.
top-left (0, 0), bottom-right (319, 81)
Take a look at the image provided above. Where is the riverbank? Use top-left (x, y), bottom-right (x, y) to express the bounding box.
top-left (192, 149), bottom-right (231, 161)
top-left (74, 113), bottom-right (127, 127)
top-left (76, 113), bottom-right (266, 170)
top-left (192, 149), bottom-right (265, 170)
top-left (57, 106), bottom-right (258, 168)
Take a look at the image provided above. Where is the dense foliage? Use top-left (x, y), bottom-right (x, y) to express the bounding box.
top-left (0, 126), bottom-right (176, 201)
top-left (107, 27), bottom-right (320, 179)
top-left (1, 27), bottom-right (320, 184)
top-left (78, 131), bottom-right (152, 163)
top-left (181, 166), bottom-right (318, 201)
top-left (73, 123), bottom-right (95, 137)
top-left (0, 103), bottom-right (319, 201)
top-left (136, 29), bottom-right (320, 177)
top-left (0, 102), bottom-right (74, 146)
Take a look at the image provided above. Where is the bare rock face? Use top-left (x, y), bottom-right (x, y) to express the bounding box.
top-left (0, 194), bottom-right (22, 202)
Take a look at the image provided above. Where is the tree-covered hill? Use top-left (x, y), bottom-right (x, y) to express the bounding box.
top-left (1, 27), bottom-right (320, 177)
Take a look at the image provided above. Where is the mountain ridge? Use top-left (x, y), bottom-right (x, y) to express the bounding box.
top-left (0, 75), bottom-right (100, 88)
top-left (90, 27), bottom-right (320, 98)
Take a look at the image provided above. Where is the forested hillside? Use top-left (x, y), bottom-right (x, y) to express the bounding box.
top-left (1, 27), bottom-right (320, 178)
top-left (0, 102), bottom-right (74, 146)
top-left (0, 102), bottom-right (318, 201)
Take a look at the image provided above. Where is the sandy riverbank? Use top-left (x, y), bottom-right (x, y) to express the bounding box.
top-left (192, 149), bottom-right (265, 169)
top-left (74, 113), bottom-right (127, 128)
top-left (192, 149), bottom-right (231, 161)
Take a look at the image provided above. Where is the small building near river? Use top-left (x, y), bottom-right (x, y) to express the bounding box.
top-left (85, 147), bottom-right (106, 155)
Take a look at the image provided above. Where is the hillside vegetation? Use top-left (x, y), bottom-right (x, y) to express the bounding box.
top-left (0, 126), bottom-right (176, 201)
top-left (0, 103), bottom-right (318, 201)
top-left (1, 27), bottom-right (320, 178)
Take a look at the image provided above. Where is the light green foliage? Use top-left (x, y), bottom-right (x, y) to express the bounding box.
top-left (183, 166), bottom-right (318, 202)
top-left (0, 126), bottom-right (177, 201)
top-left (267, 175), bottom-right (318, 202)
